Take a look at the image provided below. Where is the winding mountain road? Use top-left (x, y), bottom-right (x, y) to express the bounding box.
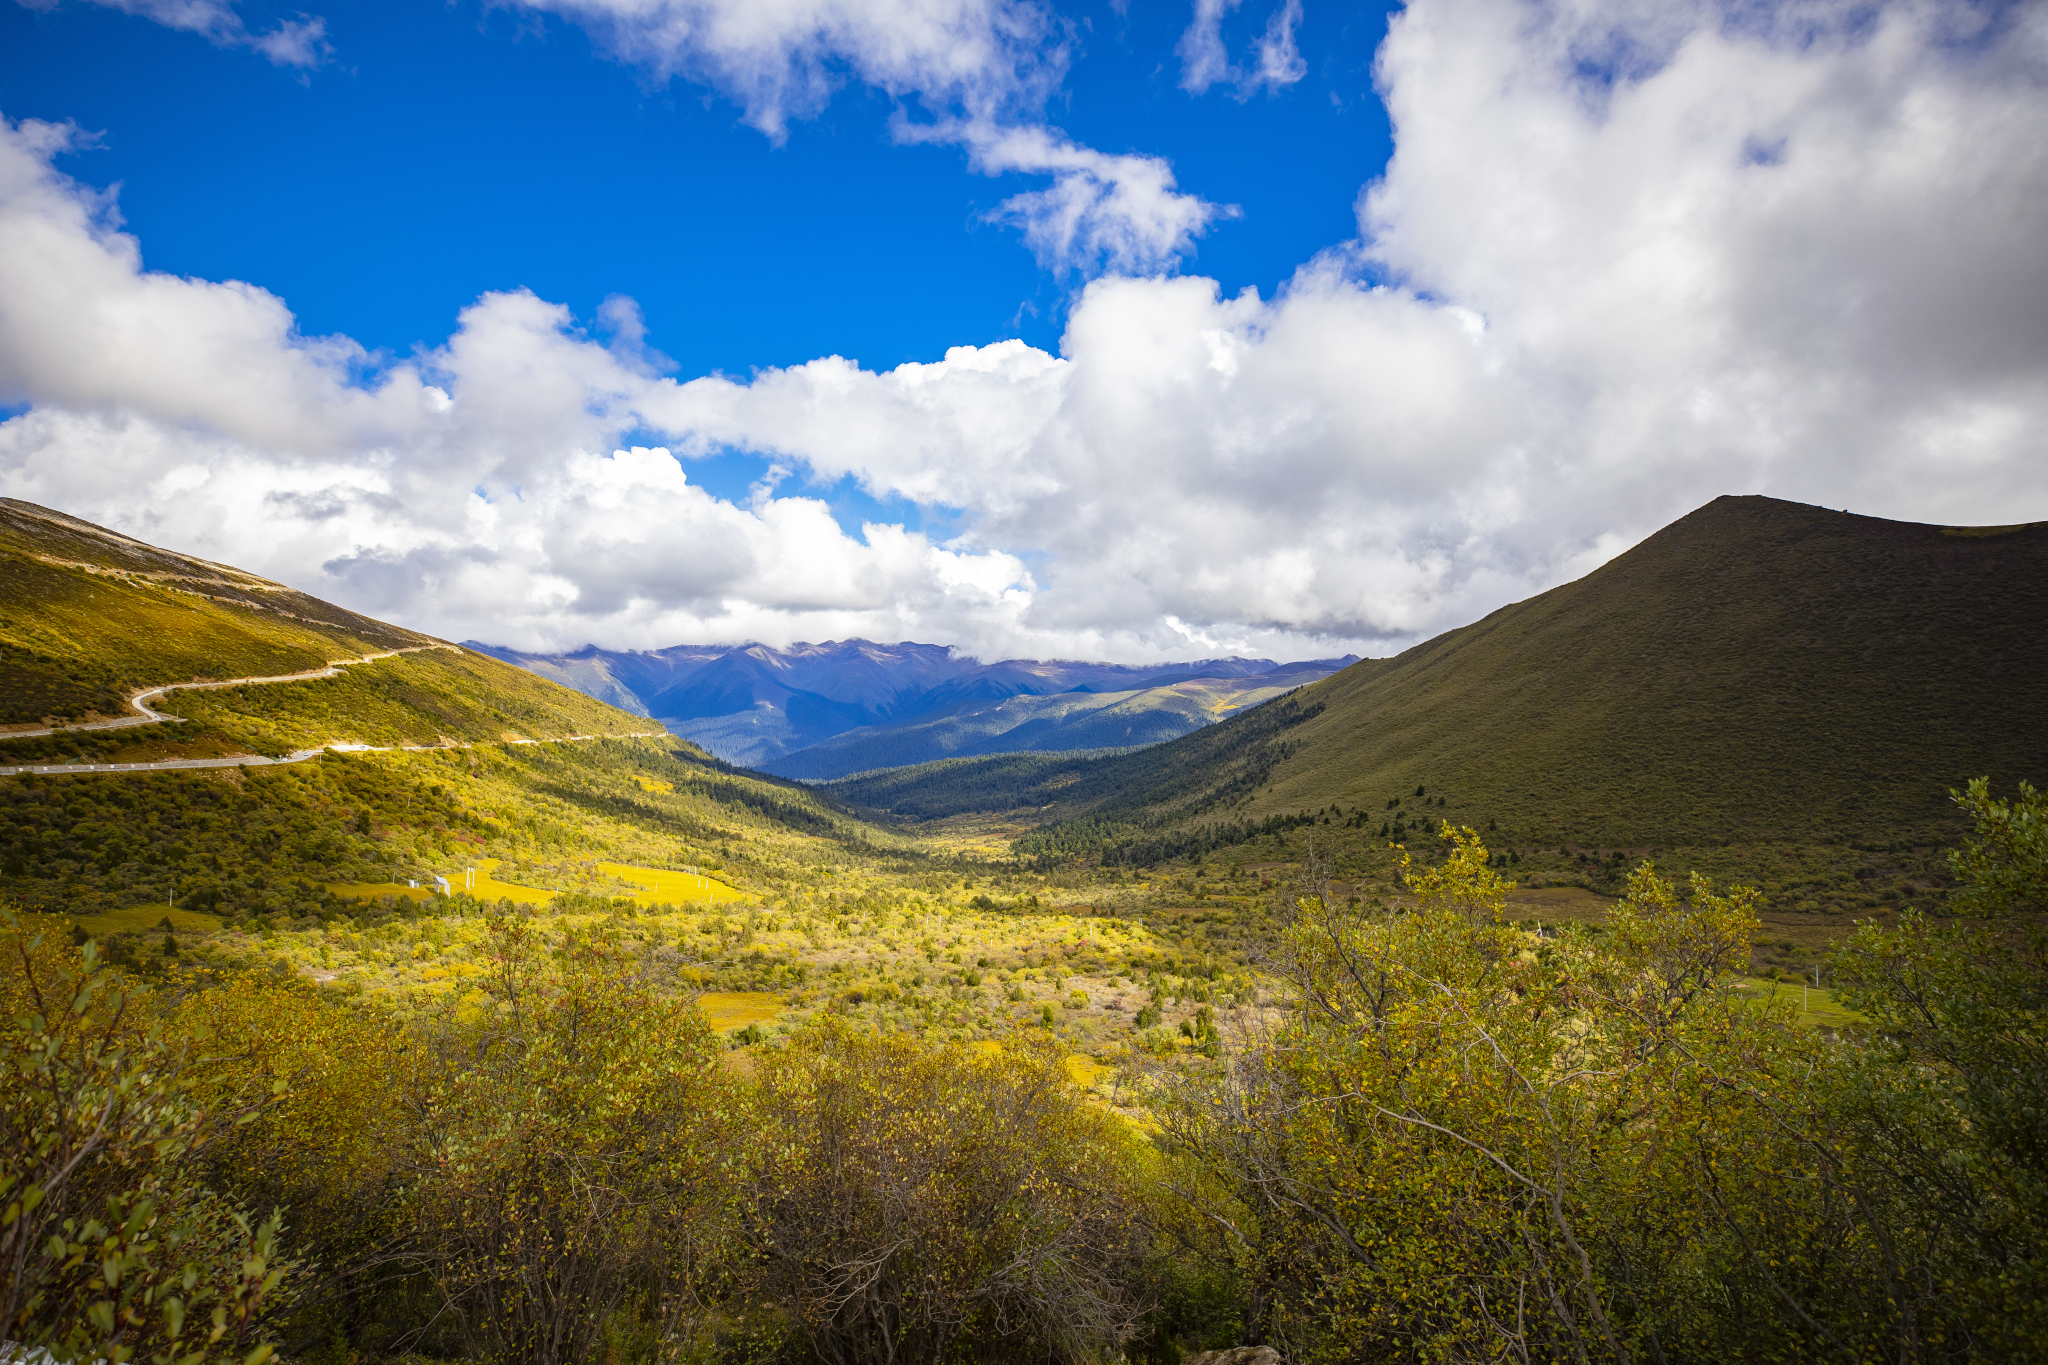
top-left (0, 644), bottom-right (665, 777)
top-left (3, 644), bottom-right (458, 740)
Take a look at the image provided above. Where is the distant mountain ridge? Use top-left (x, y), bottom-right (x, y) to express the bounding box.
top-left (762, 658), bottom-right (1348, 780)
top-left (468, 637), bottom-right (1358, 771)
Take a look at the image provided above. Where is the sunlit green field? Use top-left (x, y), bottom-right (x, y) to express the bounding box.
top-left (189, 888), bottom-right (1247, 1067)
top-left (69, 903), bottom-right (225, 935)
top-left (1733, 975), bottom-right (1871, 1028)
top-left (698, 990), bottom-right (782, 1031)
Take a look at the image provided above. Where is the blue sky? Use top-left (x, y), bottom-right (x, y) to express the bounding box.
top-left (0, 1), bottom-right (1390, 373)
top-left (1, 0), bottom-right (2042, 661)
top-left (1, 0), bottom-right (1391, 524)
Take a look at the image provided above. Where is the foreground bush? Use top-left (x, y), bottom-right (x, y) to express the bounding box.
top-left (172, 972), bottom-right (421, 1363)
top-left (0, 911), bottom-right (293, 1365)
top-left (1172, 783), bottom-right (2048, 1364)
top-left (1823, 777), bottom-right (2048, 1360)
top-left (410, 916), bottom-right (736, 1365)
top-left (741, 1024), bottom-right (1152, 1365)
top-left (10, 775), bottom-right (2040, 1365)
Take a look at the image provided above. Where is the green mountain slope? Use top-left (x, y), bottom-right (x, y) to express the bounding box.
top-left (160, 648), bottom-right (660, 756)
top-left (0, 501), bottom-right (653, 756)
top-left (860, 497), bottom-right (2048, 852)
top-left (0, 499), bottom-right (436, 726)
top-left (0, 504), bottom-right (894, 930)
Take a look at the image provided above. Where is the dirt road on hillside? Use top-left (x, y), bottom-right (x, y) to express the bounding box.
top-left (1, 644), bottom-right (460, 740)
top-left (0, 731), bottom-right (666, 778)
top-left (0, 644), bottom-right (665, 776)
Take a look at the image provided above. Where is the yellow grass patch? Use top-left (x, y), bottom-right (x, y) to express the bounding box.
top-left (1734, 976), bottom-right (1869, 1028)
top-left (964, 1041), bottom-right (1106, 1091)
top-left (1065, 1054), bottom-right (1109, 1088)
top-left (698, 990), bottom-right (782, 1032)
top-left (441, 858), bottom-right (746, 907)
top-left (598, 861), bottom-right (750, 907)
top-left (68, 904), bottom-right (224, 935)
top-left (456, 858), bottom-right (554, 905)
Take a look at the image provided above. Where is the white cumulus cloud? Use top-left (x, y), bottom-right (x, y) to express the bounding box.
top-left (3, 0), bottom-right (2046, 665)
top-left (510, 0), bottom-right (1228, 275)
top-left (508, 0), bottom-right (1066, 135)
top-left (948, 121), bottom-right (1237, 275)
top-left (14, 0), bottom-right (328, 65)
top-left (1178, 0), bottom-right (1306, 98)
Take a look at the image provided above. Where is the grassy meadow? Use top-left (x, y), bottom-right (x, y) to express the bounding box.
top-left (0, 721), bottom-right (1268, 1094)
top-left (7, 700), bottom-right (1925, 1106)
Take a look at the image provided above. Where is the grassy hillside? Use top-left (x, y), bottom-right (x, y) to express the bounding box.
top-left (0, 500), bottom-right (656, 759)
top-left (1258, 497), bottom-right (2047, 846)
top-left (0, 499), bottom-right (436, 725)
top-left (0, 737), bottom-right (844, 922)
top-left (160, 647), bottom-right (657, 755)
top-left (891, 497), bottom-right (2047, 857)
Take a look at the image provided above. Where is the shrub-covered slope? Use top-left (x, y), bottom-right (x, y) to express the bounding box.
top-left (878, 497), bottom-right (2048, 851)
top-left (0, 737), bottom-right (866, 923)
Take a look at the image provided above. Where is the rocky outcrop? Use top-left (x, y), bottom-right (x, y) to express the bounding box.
top-left (1184, 1348), bottom-right (1283, 1365)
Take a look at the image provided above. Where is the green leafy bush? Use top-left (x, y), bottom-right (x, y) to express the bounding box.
top-left (0, 911), bottom-right (295, 1365)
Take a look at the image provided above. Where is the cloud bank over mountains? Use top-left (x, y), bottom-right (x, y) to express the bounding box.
top-left (2, 0), bottom-right (2044, 663)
